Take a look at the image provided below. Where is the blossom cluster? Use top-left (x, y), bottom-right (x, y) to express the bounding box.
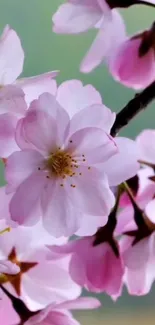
top-left (0, 1), bottom-right (155, 324)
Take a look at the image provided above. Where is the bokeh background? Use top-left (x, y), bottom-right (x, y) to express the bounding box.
top-left (0, 0), bottom-right (155, 324)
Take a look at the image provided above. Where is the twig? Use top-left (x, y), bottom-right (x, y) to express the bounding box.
top-left (111, 81), bottom-right (155, 137)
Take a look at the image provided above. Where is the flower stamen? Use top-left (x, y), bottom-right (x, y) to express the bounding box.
top-left (46, 149), bottom-right (73, 177)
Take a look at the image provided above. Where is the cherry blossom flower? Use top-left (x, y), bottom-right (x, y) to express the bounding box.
top-left (52, 0), bottom-right (155, 35)
top-left (116, 174), bottom-right (155, 295)
top-left (47, 233), bottom-right (124, 299)
top-left (108, 22), bottom-right (155, 89)
top-left (0, 25), bottom-right (57, 158)
top-left (120, 207), bottom-right (155, 295)
top-left (53, 2), bottom-right (126, 73)
top-left (0, 219), bottom-right (80, 311)
top-left (25, 297), bottom-right (101, 325)
top-left (52, 1), bottom-right (155, 73)
top-left (5, 87), bottom-right (139, 237)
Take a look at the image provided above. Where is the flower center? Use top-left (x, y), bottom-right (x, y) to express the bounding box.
top-left (46, 149), bottom-right (73, 177)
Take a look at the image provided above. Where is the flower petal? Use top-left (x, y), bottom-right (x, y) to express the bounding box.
top-left (76, 214), bottom-right (107, 236)
top-left (0, 25), bottom-right (24, 84)
top-left (122, 235), bottom-right (154, 269)
top-left (102, 137), bottom-right (139, 186)
top-left (5, 150), bottom-right (44, 190)
top-left (58, 297), bottom-right (101, 310)
top-left (0, 113), bottom-right (19, 158)
top-left (21, 109), bottom-right (58, 153)
top-left (27, 93), bottom-right (70, 148)
top-left (69, 103), bottom-right (115, 135)
top-left (17, 71), bottom-right (58, 105)
top-left (81, 10), bottom-right (126, 73)
top-left (52, 3), bottom-right (102, 34)
top-left (66, 127), bottom-right (118, 164)
top-left (41, 181), bottom-right (81, 237)
top-left (9, 172), bottom-right (45, 225)
top-left (57, 80), bottom-right (102, 118)
top-left (66, 170), bottom-right (115, 216)
top-left (0, 85), bottom-right (27, 116)
top-left (136, 129), bottom-right (155, 164)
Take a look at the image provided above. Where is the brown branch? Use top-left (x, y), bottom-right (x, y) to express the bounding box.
top-left (111, 80), bottom-right (155, 137)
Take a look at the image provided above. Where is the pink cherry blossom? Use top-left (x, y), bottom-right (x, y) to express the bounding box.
top-left (0, 25), bottom-right (57, 158)
top-left (108, 23), bottom-right (155, 89)
top-left (52, 0), bottom-right (110, 34)
top-left (116, 176), bottom-right (155, 295)
top-left (48, 236), bottom-right (124, 299)
top-left (6, 88), bottom-right (139, 237)
top-left (0, 219), bottom-right (80, 311)
top-left (120, 218), bottom-right (155, 295)
top-left (25, 297), bottom-right (101, 325)
top-left (53, 1), bottom-right (126, 73)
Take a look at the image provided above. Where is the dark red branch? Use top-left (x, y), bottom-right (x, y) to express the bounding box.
top-left (111, 81), bottom-right (155, 137)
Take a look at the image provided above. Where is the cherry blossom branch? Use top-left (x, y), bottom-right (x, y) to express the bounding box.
top-left (111, 80), bottom-right (155, 137)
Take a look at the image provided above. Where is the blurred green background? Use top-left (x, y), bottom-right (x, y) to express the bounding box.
top-left (0, 0), bottom-right (155, 323)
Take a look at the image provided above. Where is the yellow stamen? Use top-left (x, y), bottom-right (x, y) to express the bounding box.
top-left (46, 149), bottom-right (73, 177)
top-left (0, 227), bottom-right (11, 236)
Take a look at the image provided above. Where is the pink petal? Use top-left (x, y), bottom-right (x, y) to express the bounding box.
top-left (22, 263), bottom-right (81, 312)
top-left (27, 93), bottom-right (70, 147)
top-left (76, 214), bottom-right (107, 236)
top-left (9, 172), bottom-right (45, 225)
top-left (68, 239), bottom-right (90, 286)
top-left (15, 118), bottom-right (36, 150)
top-left (81, 10), bottom-right (126, 73)
top-left (115, 206), bottom-right (136, 236)
top-left (109, 37), bottom-right (155, 89)
top-left (0, 113), bottom-right (19, 157)
top-left (66, 169), bottom-right (115, 216)
top-left (25, 309), bottom-right (80, 325)
top-left (58, 297), bottom-right (101, 310)
top-left (47, 311), bottom-right (80, 325)
top-left (22, 274), bottom-right (62, 311)
top-left (0, 25), bottom-right (24, 84)
top-left (5, 149), bottom-right (44, 190)
top-left (41, 181), bottom-right (81, 237)
top-left (69, 103), bottom-right (116, 135)
top-left (0, 85), bottom-right (27, 116)
top-left (56, 80), bottom-right (102, 118)
top-left (102, 137), bottom-right (139, 186)
top-left (136, 129), bottom-right (155, 164)
top-left (52, 3), bottom-right (102, 34)
top-left (21, 109), bottom-right (58, 153)
top-left (0, 293), bottom-right (20, 325)
top-left (125, 261), bottom-right (155, 296)
top-left (17, 71), bottom-right (58, 105)
top-left (66, 127), bottom-right (118, 164)
top-left (122, 236), bottom-right (154, 269)
top-left (0, 186), bottom-right (13, 221)
top-left (86, 243), bottom-right (123, 296)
